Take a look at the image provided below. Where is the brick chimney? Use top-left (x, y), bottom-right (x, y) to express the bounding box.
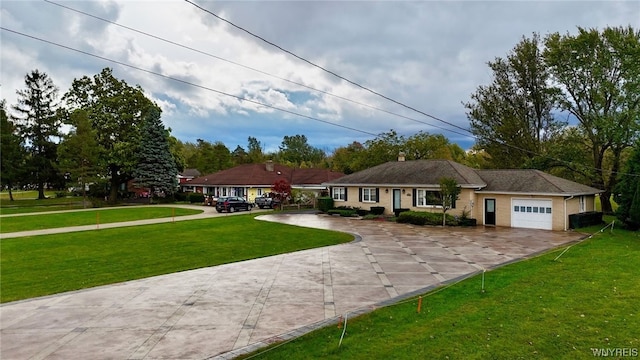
top-left (398, 152), bottom-right (406, 162)
top-left (266, 160), bottom-right (274, 172)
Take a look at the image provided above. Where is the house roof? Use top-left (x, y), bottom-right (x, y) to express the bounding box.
top-left (323, 159), bottom-right (602, 196)
top-left (323, 159), bottom-right (486, 188)
top-left (179, 168), bottom-right (201, 178)
top-left (187, 163), bottom-right (344, 187)
top-left (475, 169), bottom-right (602, 195)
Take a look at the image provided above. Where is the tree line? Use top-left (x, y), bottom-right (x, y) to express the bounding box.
top-left (464, 25), bottom-right (639, 216)
top-left (1, 26), bottom-right (638, 227)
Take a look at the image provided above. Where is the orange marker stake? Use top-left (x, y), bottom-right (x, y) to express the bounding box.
top-left (338, 316), bottom-right (343, 329)
top-left (417, 296), bottom-right (422, 313)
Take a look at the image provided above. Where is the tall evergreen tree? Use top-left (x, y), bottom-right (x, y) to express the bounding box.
top-left (132, 107), bottom-right (178, 200)
top-left (0, 100), bottom-right (26, 201)
top-left (614, 141), bottom-right (640, 230)
top-left (12, 70), bottom-right (61, 199)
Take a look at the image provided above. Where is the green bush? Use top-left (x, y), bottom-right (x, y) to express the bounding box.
top-left (327, 209), bottom-right (357, 217)
top-left (317, 197), bottom-right (334, 212)
top-left (188, 193), bottom-right (205, 204)
top-left (396, 211), bottom-right (457, 226)
top-left (55, 191), bottom-right (70, 198)
top-left (174, 192), bottom-right (188, 202)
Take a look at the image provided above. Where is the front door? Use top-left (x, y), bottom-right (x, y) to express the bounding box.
top-left (485, 198), bottom-right (496, 226)
top-left (393, 189), bottom-right (402, 210)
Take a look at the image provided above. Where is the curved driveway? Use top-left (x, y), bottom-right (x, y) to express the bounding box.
top-left (0, 211), bottom-right (584, 359)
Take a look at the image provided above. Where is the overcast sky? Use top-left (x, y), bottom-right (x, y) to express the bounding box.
top-left (1, 1), bottom-right (638, 153)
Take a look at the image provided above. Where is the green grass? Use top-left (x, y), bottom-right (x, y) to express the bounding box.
top-left (0, 207), bottom-right (203, 233)
top-left (242, 227), bottom-right (640, 360)
top-left (0, 195), bottom-right (85, 215)
top-left (0, 214), bottom-right (353, 302)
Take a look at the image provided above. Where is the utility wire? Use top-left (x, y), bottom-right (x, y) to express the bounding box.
top-left (182, 0), bottom-right (639, 179)
top-left (183, 0), bottom-right (473, 135)
top-left (0, 27), bottom-right (378, 137)
top-left (3, 26), bottom-right (636, 179)
top-left (45, 0), bottom-right (472, 140)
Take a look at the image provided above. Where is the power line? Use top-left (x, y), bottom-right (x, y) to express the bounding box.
top-left (43, 0), bottom-right (473, 140)
top-left (0, 27), bottom-right (378, 138)
top-left (183, 0), bottom-right (473, 136)
top-left (3, 26), bottom-right (635, 179)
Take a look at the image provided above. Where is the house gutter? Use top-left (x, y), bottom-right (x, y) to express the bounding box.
top-left (564, 195), bottom-right (575, 231)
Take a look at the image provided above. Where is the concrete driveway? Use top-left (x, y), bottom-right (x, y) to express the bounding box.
top-left (0, 213), bottom-right (584, 359)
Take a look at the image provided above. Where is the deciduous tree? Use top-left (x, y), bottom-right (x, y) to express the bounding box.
top-left (544, 26), bottom-right (640, 213)
top-left (63, 68), bottom-right (157, 203)
top-left (277, 134), bottom-right (326, 167)
top-left (439, 177), bottom-right (461, 226)
top-left (0, 100), bottom-right (26, 201)
top-left (57, 109), bottom-right (100, 207)
top-left (465, 33), bottom-right (564, 169)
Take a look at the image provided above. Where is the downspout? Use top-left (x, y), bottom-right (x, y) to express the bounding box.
top-left (564, 195), bottom-right (575, 231)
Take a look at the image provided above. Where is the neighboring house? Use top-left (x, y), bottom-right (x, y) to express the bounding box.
top-left (178, 169), bottom-right (201, 184)
top-left (182, 161), bottom-right (344, 203)
top-left (323, 157), bottom-right (602, 231)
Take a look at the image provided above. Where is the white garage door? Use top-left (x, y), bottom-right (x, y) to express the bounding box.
top-left (512, 199), bottom-right (553, 230)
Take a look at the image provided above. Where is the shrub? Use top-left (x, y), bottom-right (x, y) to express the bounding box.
top-left (55, 191), bottom-right (70, 198)
top-left (370, 206), bottom-right (385, 215)
top-left (356, 209), bottom-right (369, 216)
top-left (397, 211), bottom-right (457, 226)
top-left (317, 197), bottom-right (334, 212)
top-left (174, 192), bottom-right (188, 202)
top-left (188, 193), bottom-right (205, 204)
top-left (327, 209), bottom-right (357, 217)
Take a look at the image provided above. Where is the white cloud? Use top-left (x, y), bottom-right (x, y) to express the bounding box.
top-left (1, 0), bottom-right (638, 152)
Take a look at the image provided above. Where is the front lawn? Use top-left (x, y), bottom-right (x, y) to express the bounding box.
top-left (242, 226), bottom-right (639, 359)
top-left (0, 207), bottom-right (203, 233)
top-left (0, 214), bottom-right (353, 302)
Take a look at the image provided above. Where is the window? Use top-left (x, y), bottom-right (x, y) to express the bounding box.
top-left (533, 207), bottom-right (539, 213)
top-left (579, 196), bottom-right (586, 213)
top-left (526, 206), bottom-right (532, 213)
top-left (416, 189), bottom-right (442, 207)
top-left (546, 207), bottom-right (552, 214)
top-left (332, 187), bottom-right (347, 201)
top-left (362, 188), bottom-right (377, 202)
top-left (257, 188), bottom-right (263, 196)
top-left (514, 206), bottom-right (519, 212)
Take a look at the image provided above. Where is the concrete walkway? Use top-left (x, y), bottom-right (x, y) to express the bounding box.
top-left (0, 213), bottom-right (585, 359)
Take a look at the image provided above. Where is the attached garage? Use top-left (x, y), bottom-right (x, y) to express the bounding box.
top-left (512, 199), bottom-right (553, 230)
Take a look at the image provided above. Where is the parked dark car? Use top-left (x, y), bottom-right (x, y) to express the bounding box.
top-left (215, 196), bottom-right (252, 213)
top-left (254, 194), bottom-right (281, 209)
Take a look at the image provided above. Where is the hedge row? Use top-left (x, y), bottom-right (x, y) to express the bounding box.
top-left (327, 209), bottom-right (358, 217)
top-left (396, 211), bottom-right (457, 226)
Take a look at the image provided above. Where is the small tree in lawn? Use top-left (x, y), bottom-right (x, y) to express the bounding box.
top-left (132, 107), bottom-right (178, 202)
top-left (57, 109), bottom-right (101, 208)
top-left (272, 178), bottom-right (292, 210)
top-left (439, 177), bottom-right (461, 226)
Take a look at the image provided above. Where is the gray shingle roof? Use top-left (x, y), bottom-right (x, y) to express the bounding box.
top-left (324, 160), bottom-right (602, 195)
top-left (324, 160), bottom-right (486, 187)
top-left (476, 169), bottom-right (601, 195)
